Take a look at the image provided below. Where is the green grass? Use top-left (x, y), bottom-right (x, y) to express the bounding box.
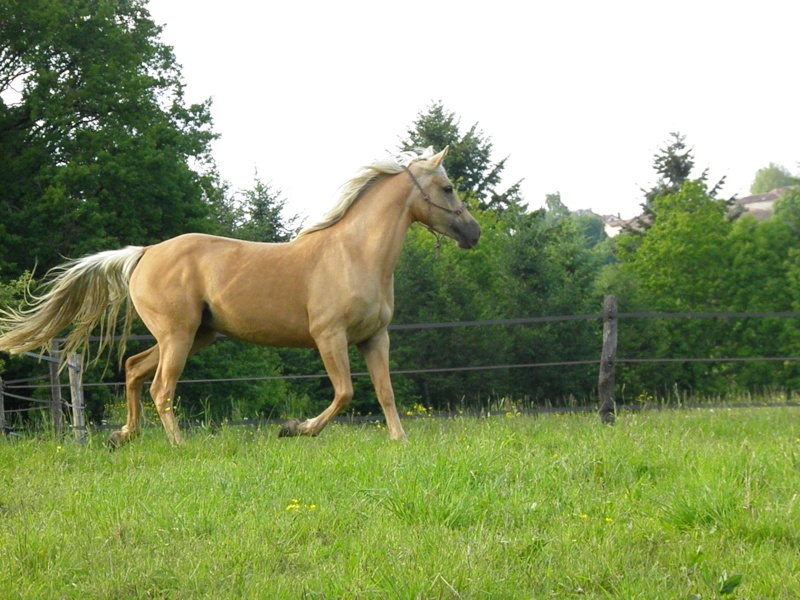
top-left (1, 407), bottom-right (799, 599)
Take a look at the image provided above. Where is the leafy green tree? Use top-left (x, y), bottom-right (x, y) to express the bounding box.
top-left (389, 105), bottom-right (613, 409)
top-left (724, 208), bottom-right (799, 389)
top-left (614, 181), bottom-right (736, 394)
top-left (572, 213), bottom-right (609, 250)
top-left (750, 163), bottom-right (799, 195)
top-left (605, 179), bottom-right (800, 397)
top-left (773, 187), bottom-right (800, 235)
top-left (0, 272), bottom-right (31, 374)
top-left (0, 0), bottom-right (225, 422)
top-left (0, 0), bottom-right (218, 273)
top-left (623, 181), bottom-right (732, 311)
top-left (786, 244), bottom-right (800, 388)
top-left (399, 102), bottom-right (523, 212)
top-left (543, 192), bottom-right (570, 226)
top-left (498, 206), bottom-right (603, 400)
top-left (204, 172), bottom-right (302, 242)
top-left (393, 210), bottom-right (521, 407)
top-left (392, 199), bottom-right (605, 409)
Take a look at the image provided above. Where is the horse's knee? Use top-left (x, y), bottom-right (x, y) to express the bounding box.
top-left (124, 354), bottom-right (138, 375)
top-left (125, 352), bottom-right (156, 390)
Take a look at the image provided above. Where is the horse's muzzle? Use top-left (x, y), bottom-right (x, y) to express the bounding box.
top-left (456, 220), bottom-right (481, 249)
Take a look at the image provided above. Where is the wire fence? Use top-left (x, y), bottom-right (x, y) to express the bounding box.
top-left (8, 309), bottom-right (797, 388)
top-left (2, 307), bottom-right (799, 435)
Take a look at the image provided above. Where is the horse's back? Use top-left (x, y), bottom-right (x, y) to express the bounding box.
top-left (129, 233), bottom-right (316, 347)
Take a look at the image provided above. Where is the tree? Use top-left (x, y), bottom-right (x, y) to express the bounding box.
top-left (642, 132), bottom-right (696, 205)
top-left (720, 189), bottom-right (800, 389)
top-left (390, 197), bottom-right (606, 409)
top-left (543, 192), bottom-right (570, 225)
top-left (389, 104), bottom-right (613, 409)
top-left (773, 187), bottom-right (800, 235)
top-left (0, 0), bottom-right (218, 274)
top-left (0, 0), bottom-right (223, 422)
top-left (399, 102), bottom-right (523, 212)
top-left (0, 272), bottom-right (31, 374)
top-left (614, 181), bottom-right (736, 393)
top-left (750, 163), bottom-right (799, 195)
top-left (632, 132), bottom-right (727, 233)
top-left (229, 177), bottom-right (301, 243)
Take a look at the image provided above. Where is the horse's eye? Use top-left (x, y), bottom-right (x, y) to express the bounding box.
top-left (443, 185), bottom-right (454, 194)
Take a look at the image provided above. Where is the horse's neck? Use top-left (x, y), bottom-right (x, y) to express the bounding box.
top-left (337, 175), bottom-right (414, 276)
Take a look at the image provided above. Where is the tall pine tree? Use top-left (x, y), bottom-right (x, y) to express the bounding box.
top-left (399, 102), bottom-right (523, 212)
top-left (630, 132), bottom-right (728, 233)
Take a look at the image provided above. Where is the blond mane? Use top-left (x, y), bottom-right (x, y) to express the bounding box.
top-left (296, 147), bottom-right (438, 238)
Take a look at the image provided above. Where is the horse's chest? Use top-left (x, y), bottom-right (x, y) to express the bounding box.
top-left (342, 288), bottom-right (393, 341)
top-left (307, 274), bottom-right (394, 343)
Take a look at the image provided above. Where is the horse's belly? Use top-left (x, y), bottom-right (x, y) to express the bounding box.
top-left (208, 305), bottom-right (315, 348)
top-left (223, 326), bottom-right (315, 348)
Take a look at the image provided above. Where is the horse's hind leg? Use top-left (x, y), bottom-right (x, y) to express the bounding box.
top-left (108, 327), bottom-right (216, 449)
top-left (108, 344), bottom-right (160, 449)
top-left (149, 326), bottom-right (217, 446)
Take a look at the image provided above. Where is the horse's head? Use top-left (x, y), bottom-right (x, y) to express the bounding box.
top-left (405, 147), bottom-right (481, 249)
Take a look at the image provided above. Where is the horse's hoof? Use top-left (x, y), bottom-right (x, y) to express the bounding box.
top-left (278, 419), bottom-right (301, 438)
top-left (107, 431), bottom-right (127, 450)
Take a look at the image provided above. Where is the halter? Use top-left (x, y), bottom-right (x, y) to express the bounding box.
top-left (403, 165), bottom-right (465, 253)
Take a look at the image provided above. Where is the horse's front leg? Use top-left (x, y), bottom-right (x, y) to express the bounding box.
top-left (280, 331), bottom-right (353, 438)
top-left (358, 328), bottom-right (406, 441)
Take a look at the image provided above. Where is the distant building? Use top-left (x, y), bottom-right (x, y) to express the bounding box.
top-left (569, 209), bottom-right (641, 238)
top-left (601, 216), bottom-right (638, 238)
top-left (600, 187), bottom-right (797, 236)
top-left (735, 187), bottom-right (796, 221)
top-left (570, 209), bottom-right (636, 238)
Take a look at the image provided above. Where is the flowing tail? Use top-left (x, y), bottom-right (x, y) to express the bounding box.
top-left (0, 246), bottom-right (146, 367)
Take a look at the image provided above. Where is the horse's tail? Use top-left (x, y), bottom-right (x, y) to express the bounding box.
top-left (0, 246), bottom-right (146, 367)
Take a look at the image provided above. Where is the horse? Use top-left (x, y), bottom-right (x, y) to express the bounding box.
top-left (0, 147), bottom-right (481, 447)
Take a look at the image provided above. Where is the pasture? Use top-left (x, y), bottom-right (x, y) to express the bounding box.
top-left (1, 406), bottom-right (799, 599)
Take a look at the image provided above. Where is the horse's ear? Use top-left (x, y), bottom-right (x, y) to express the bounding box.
top-left (430, 146), bottom-right (449, 167)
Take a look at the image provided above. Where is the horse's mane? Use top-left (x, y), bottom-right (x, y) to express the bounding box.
top-left (295, 146), bottom-right (437, 238)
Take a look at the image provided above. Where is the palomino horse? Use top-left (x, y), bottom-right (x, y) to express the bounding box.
top-left (0, 147), bottom-right (480, 446)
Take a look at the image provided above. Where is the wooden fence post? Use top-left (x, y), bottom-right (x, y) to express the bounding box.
top-left (48, 340), bottom-right (63, 436)
top-left (68, 353), bottom-right (86, 444)
top-left (598, 295), bottom-right (617, 424)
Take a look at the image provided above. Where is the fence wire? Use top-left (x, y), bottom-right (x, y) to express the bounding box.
top-left (2, 310), bottom-right (799, 395)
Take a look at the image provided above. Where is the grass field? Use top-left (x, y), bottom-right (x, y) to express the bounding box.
top-left (1, 406), bottom-right (799, 599)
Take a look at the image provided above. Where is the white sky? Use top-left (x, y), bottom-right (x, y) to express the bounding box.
top-left (147, 0), bottom-right (798, 224)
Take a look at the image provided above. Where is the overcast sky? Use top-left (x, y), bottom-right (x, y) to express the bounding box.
top-left (147, 0), bottom-right (798, 225)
